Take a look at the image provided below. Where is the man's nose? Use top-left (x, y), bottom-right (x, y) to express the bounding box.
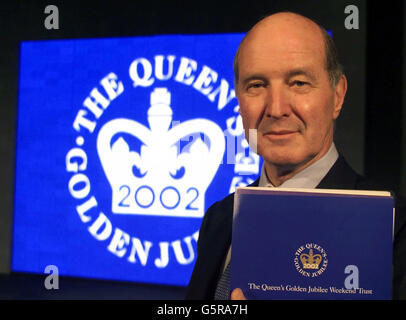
top-left (264, 86), bottom-right (291, 118)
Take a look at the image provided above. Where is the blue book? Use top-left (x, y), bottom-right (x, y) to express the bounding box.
top-left (230, 187), bottom-right (394, 300)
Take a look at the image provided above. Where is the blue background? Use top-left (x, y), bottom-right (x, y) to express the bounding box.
top-left (12, 33), bottom-right (262, 287)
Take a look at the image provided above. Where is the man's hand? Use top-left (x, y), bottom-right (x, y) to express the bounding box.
top-left (231, 288), bottom-right (246, 300)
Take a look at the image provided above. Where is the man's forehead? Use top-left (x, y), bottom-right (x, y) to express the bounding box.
top-left (239, 66), bottom-right (319, 84)
top-left (237, 16), bottom-right (326, 74)
top-left (243, 21), bottom-right (324, 55)
top-left (238, 43), bottom-right (324, 75)
top-left (240, 13), bottom-right (324, 53)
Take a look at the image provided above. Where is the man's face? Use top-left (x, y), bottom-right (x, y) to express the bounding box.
top-left (236, 16), bottom-right (345, 172)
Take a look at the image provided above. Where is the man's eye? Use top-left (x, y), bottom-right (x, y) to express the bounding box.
top-left (248, 83), bottom-right (264, 89)
top-left (292, 80), bottom-right (308, 87)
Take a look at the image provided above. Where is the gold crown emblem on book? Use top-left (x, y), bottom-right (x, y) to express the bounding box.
top-left (300, 249), bottom-right (322, 270)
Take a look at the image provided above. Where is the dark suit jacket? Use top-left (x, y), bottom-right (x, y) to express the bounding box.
top-left (186, 156), bottom-right (406, 300)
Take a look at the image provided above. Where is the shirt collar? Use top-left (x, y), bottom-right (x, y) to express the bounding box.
top-left (258, 143), bottom-right (339, 188)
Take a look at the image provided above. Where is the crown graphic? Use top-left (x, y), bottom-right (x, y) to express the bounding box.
top-left (300, 249), bottom-right (322, 270)
top-left (97, 87), bottom-right (225, 217)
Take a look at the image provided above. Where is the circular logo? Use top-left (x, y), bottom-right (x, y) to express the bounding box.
top-left (63, 45), bottom-right (259, 285)
top-left (294, 243), bottom-right (328, 277)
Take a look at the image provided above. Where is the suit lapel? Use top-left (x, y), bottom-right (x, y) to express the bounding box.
top-left (316, 156), bottom-right (359, 189)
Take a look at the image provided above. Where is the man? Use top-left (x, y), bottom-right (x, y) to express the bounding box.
top-left (186, 12), bottom-right (406, 300)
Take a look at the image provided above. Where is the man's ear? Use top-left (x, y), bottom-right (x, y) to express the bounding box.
top-left (333, 75), bottom-right (347, 120)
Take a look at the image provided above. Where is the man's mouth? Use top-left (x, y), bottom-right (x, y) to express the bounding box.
top-left (263, 130), bottom-right (298, 140)
top-left (267, 130), bottom-right (297, 135)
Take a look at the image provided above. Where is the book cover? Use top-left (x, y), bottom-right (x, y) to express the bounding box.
top-left (230, 187), bottom-right (394, 299)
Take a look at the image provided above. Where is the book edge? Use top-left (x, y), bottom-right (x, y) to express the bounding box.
top-left (236, 186), bottom-right (392, 197)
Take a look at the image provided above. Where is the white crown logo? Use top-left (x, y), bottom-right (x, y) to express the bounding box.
top-left (97, 87), bottom-right (225, 217)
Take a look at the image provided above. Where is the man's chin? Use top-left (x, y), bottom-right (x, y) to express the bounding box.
top-left (260, 152), bottom-right (306, 170)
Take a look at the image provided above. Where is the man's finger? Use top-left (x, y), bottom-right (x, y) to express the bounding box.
top-left (231, 288), bottom-right (246, 300)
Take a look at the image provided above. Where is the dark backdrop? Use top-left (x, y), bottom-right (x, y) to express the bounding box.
top-left (0, 0), bottom-right (403, 299)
